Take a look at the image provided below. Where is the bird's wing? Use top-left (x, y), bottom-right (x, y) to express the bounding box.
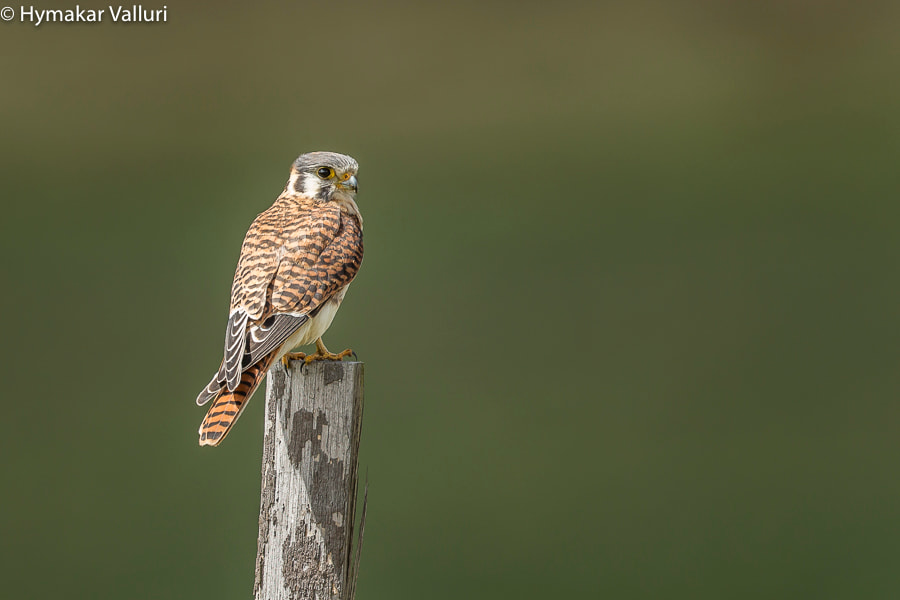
top-left (205, 198), bottom-right (363, 397)
top-left (217, 201), bottom-right (285, 390)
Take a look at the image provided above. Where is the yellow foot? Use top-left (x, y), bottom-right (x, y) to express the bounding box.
top-left (301, 338), bottom-right (356, 365)
top-left (281, 352), bottom-right (307, 370)
top-left (303, 348), bottom-right (355, 364)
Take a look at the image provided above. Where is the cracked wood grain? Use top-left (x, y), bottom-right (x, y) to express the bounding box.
top-left (254, 360), bottom-right (365, 600)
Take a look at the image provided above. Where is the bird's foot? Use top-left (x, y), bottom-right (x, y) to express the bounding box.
top-left (302, 348), bottom-right (355, 364)
top-left (281, 352), bottom-right (307, 370)
top-left (302, 338), bottom-right (357, 365)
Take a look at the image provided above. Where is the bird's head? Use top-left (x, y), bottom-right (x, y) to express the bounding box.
top-left (287, 151), bottom-right (359, 205)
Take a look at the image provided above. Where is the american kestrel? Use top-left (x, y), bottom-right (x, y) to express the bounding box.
top-left (196, 151), bottom-right (364, 446)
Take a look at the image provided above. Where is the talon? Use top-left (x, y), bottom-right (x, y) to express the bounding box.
top-left (281, 352), bottom-right (307, 370)
top-left (333, 348), bottom-right (354, 361)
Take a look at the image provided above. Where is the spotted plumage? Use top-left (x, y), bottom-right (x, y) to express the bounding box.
top-left (197, 152), bottom-right (364, 446)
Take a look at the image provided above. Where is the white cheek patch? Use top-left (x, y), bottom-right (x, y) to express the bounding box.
top-left (288, 172), bottom-right (322, 196)
top-left (303, 173), bottom-right (323, 196)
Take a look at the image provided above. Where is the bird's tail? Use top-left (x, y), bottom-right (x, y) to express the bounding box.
top-left (198, 355), bottom-right (275, 447)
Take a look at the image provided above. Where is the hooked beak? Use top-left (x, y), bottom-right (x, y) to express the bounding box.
top-left (338, 174), bottom-right (358, 193)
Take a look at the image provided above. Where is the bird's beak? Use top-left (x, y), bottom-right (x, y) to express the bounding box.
top-left (338, 175), bottom-right (358, 193)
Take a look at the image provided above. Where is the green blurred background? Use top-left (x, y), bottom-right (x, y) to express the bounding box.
top-left (2, 1), bottom-right (899, 598)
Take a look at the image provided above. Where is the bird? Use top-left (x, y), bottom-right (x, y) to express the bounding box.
top-left (196, 151), bottom-right (364, 446)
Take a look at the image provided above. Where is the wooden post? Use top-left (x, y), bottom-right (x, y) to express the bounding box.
top-left (254, 360), bottom-right (366, 600)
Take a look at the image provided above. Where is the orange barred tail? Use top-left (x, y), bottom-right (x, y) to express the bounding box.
top-left (198, 356), bottom-right (273, 447)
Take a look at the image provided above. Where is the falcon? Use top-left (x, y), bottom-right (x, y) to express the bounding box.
top-left (196, 151), bottom-right (364, 446)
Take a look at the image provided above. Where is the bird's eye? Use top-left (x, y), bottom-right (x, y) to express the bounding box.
top-left (317, 167), bottom-right (334, 179)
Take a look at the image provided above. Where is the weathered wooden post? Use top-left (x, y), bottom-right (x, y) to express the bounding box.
top-left (254, 360), bottom-right (366, 600)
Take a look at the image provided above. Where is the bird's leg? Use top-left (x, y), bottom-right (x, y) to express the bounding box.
top-left (281, 352), bottom-right (308, 370)
top-left (302, 338), bottom-right (355, 364)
